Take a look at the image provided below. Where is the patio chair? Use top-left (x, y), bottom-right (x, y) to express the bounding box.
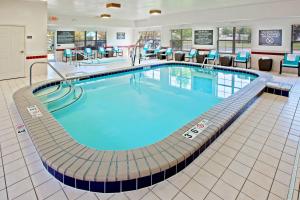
top-left (113, 46), bottom-right (123, 56)
top-left (185, 49), bottom-right (198, 62)
top-left (233, 51), bottom-right (251, 69)
top-left (280, 53), bottom-right (300, 76)
top-left (159, 48), bottom-right (173, 61)
top-left (204, 50), bottom-right (219, 65)
top-left (98, 47), bottom-right (108, 58)
top-left (63, 49), bottom-right (73, 62)
top-left (84, 48), bottom-right (94, 59)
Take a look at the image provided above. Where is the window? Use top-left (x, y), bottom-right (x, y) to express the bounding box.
top-left (75, 31), bottom-right (85, 48)
top-left (85, 31), bottom-right (96, 48)
top-left (217, 27), bottom-right (251, 54)
top-left (97, 32), bottom-right (106, 48)
top-left (292, 25), bottom-right (300, 53)
top-left (74, 31), bottom-right (106, 49)
top-left (235, 27), bottom-right (251, 52)
top-left (170, 29), bottom-right (192, 51)
top-left (139, 31), bottom-right (161, 49)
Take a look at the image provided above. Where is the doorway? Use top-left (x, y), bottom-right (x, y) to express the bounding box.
top-left (47, 31), bottom-right (55, 61)
top-left (0, 26), bottom-right (25, 80)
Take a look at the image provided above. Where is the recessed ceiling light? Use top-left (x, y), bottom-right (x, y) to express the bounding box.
top-left (106, 3), bottom-right (121, 9)
top-left (100, 14), bottom-right (111, 19)
top-left (149, 9), bottom-right (162, 15)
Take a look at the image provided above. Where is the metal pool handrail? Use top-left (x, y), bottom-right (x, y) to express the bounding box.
top-left (29, 62), bottom-right (68, 86)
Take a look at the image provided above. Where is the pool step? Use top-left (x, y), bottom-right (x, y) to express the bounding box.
top-left (45, 86), bottom-right (84, 113)
top-left (34, 84), bottom-right (61, 97)
top-left (38, 85), bottom-right (73, 104)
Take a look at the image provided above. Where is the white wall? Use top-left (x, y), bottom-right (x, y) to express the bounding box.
top-left (0, 0), bottom-right (48, 76)
top-left (106, 28), bottom-right (134, 47)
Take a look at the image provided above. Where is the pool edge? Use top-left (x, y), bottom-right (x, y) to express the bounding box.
top-left (13, 61), bottom-right (272, 193)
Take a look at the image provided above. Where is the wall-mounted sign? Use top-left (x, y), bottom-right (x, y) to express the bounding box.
top-left (259, 29), bottom-right (282, 46)
top-left (194, 30), bottom-right (213, 45)
top-left (182, 119), bottom-right (212, 140)
top-left (57, 31), bottom-right (75, 44)
top-left (117, 32), bottom-right (125, 40)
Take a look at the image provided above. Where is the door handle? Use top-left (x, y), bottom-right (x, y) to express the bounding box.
top-left (20, 51), bottom-right (24, 53)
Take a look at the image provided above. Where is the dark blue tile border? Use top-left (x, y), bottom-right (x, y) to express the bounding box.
top-left (264, 87), bottom-right (290, 97)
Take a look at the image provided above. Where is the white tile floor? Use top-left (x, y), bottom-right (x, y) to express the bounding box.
top-left (0, 60), bottom-right (300, 200)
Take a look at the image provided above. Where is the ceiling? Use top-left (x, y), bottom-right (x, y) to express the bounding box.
top-left (45, 0), bottom-right (285, 21)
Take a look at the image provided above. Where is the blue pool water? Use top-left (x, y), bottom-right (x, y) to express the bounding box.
top-left (41, 65), bottom-right (256, 150)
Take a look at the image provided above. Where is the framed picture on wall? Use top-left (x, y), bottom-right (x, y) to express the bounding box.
top-left (57, 31), bottom-right (75, 44)
top-left (259, 29), bottom-right (282, 46)
top-left (194, 30), bottom-right (213, 45)
top-left (117, 32), bottom-right (125, 40)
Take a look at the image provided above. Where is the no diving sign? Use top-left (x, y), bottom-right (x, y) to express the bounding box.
top-left (183, 119), bottom-right (212, 140)
top-left (27, 105), bottom-right (43, 118)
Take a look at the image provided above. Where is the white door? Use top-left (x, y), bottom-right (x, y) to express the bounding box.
top-left (0, 26), bottom-right (25, 80)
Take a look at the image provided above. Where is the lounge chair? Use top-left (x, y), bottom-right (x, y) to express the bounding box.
top-left (154, 46), bottom-right (161, 57)
top-left (185, 49), bottom-right (198, 62)
top-left (113, 46), bottom-right (123, 56)
top-left (233, 51), bottom-right (251, 69)
top-left (160, 48), bottom-right (173, 61)
top-left (98, 47), bottom-right (108, 58)
top-left (63, 49), bottom-right (73, 62)
top-left (280, 53), bottom-right (300, 76)
top-left (84, 48), bottom-right (94, 59)
top-left (204, 50), bottom-right (219, 65)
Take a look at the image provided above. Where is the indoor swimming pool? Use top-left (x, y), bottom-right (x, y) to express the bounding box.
top-left (34, 64), bottom-right (257, 150)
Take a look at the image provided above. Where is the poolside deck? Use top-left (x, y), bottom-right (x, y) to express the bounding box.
top-left (0, 60), bottom-right (299, 200)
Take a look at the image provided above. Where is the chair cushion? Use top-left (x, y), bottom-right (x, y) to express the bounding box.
top-left (235, 59), bottom-right (247, 63)
top-left (282, 63), bottom-right (299, 68)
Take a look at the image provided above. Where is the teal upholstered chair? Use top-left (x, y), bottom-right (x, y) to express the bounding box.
top-left (113, 46), bottom-right (123, 56)
top-left (154, 46), bottom-right (161, 58)
top-left (84, 48), bottom-right (94, 59)
top-left (143, 44), bottom-right (150, 52)
top-left (185, 49), bottom-right (198, 62)
top-left (98, 47), bottom-right (107, 58)
top-left (63, 49), bottom-right (73, 62)
top-left (234, 51), bottom-right (251, 69)
top-left (206, 50), bottom-right (219, 64)
top-left (280, 54), bottom-right (300, 76)
top-left (154, 46), bottom-right (161, 54)
top-left (160, 48), bottom-right (173, 61)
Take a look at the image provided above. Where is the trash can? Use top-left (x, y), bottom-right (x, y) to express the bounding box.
top-left (175, 52), bottom-right (185, 61)
top-left (196, 54), bottom-right (207, 63)
top-left (219, 56), bottom-right (233, 66)
top-left (259, 57), bottom-right (273, 71)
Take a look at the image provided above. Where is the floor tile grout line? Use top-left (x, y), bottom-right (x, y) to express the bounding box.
top-left (0, 83), bottom-right (39, 200)
top-left (170, 108), bottom-right (258, 200)
top-left (287, 97), bottom-right (300, 200)
top-left (266, 96), bottom-right (300, 200)
top-left (0, 144), bottom-right (9, 200)
top-left (234, 96), bottom-right (283, 200)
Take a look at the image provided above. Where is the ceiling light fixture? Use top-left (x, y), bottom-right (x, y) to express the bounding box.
top-left (106, 3), bottom-right (121, 9)
top-left (149, 9), bottom-right (161, 15)
top-left (100, 14), bottom-right (111, 19)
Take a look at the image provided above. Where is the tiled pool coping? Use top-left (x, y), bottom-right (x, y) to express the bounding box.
top-left (13, 62), bottom-right (272, 193)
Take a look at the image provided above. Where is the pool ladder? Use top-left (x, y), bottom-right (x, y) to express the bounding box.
top-left (30, 62), bottom-right (84, 112)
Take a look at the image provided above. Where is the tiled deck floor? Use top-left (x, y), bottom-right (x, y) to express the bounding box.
top-left (0, 66), bottom-right (300, 200)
